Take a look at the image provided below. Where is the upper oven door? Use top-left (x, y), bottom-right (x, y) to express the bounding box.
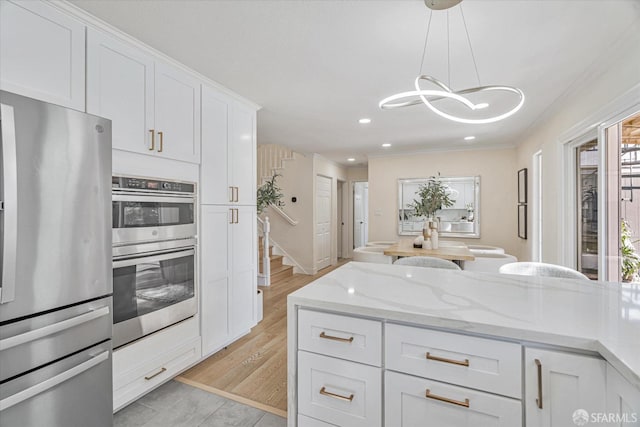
top-left (112, 193), bottom-right (195, 245)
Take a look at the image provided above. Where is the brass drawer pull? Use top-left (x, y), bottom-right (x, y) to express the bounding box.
top-left (320, 386), bottom-right (354, 402)
top-left (144, 367), bottom-right (167, 381)
top-left (535, 358), bottom-right (543, 409)
top-left (148, 129), bottom-right (155, 150)
top-left (425, 389), bottom-right (470, 408)
top-left (319, 331), bottom-right (354, 343)
top-left (426, 352), bottom-right (470, 367)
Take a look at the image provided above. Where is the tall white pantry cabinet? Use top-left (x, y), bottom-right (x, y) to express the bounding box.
top-left (200, 85), bottom-right (258, 357)
top-left (1, 0), bottom-right (259, 410)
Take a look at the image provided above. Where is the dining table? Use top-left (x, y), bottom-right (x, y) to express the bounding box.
top-left (383, 239), bottom-right (475, 263)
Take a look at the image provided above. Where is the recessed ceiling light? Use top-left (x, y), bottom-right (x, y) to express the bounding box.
top-left (358, 118), bottom-right (371, 124)
top-left (475, 103), bottom-right (489, 110)
top-left (347, 158), bottom-right (356, 162)
top-left (464, 136), bottom-right (476, 141)
top-left (382, 143), bottom-right (392, 148)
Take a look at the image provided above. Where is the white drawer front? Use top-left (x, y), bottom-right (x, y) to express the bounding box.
top-left (298, 414), bottom-right (338, 426)
top-left (298, 351), bottom-right (382, 427)
top-left (385, 371), bottom-right (522, 427)
top-left (385, 323), bottom-right (522, 398)
top-left (113, 336), bottom-right (201, 411)
top-left (298, 309), bottom-right (382, 366)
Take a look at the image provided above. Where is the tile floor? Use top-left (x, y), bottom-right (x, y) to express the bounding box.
top-left (115, 380), bottom-right (287, 427)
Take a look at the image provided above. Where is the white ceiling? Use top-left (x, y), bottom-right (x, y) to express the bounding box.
top-left (71, 0), bottom-right (640, 165)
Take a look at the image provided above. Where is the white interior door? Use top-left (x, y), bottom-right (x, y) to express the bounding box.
top-left (354, 182), bottom-right (369, 248)
top-left (315, 175), bottom-right (332, 271)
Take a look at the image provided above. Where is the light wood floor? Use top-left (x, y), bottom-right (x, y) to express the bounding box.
top-left (177, 260), bottom-right (350, 417)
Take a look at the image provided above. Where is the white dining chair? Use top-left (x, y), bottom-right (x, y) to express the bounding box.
top-left (394, 256), bottom-right (461, 270)
top-left (498, 262), bottom-right (590, 280)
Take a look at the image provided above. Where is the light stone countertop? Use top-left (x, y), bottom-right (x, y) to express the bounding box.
top-left (288, 261), bottom-right (640, 388)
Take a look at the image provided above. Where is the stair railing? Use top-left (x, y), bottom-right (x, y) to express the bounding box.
top-left (257, 216), bottom-right (271, 286)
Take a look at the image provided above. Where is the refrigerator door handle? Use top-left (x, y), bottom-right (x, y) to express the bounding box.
top-left (0, 306), bottom-right (110, 351)
top-left (0, 350), bottom-right (109, 411)
top-left (0, 103), bottom-right (18, 304)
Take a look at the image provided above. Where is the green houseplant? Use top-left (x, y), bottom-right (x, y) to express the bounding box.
top-left (621, 220), bottom-right (640, 282)
top-left (409, 174), bottom-right (455, 221)
top-left (257, 173), bottom-right (284, 214)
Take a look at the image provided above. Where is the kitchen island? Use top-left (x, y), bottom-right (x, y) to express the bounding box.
top-left (287, 262), bottom-right (640, 427)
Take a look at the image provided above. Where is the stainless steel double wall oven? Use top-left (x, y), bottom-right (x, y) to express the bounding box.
top-left (111, 175), bottom-right (197, 348)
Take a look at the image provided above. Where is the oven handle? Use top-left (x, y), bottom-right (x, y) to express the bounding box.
top-left (113, 248), bottom-right (195, 269)
top-left (112, 193), bottom-right (195, 204)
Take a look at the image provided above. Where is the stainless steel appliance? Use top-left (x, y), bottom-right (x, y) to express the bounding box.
top-left (112, 175), bottom-right (196, 246)
top-left (112, 238), bottom-right (197, 348)
top-left (0, 91), bottom-right (112, 426)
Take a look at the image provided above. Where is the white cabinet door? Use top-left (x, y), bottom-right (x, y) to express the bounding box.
top-left (155, 61), bottom-right (201, 163)
top-left (606, 364), bottom-right (640, 426)
top-left (0, 0), bottom-right (85, 110)
top-left (200, 205), bottom-right (232, 356)
top-left (87, 29), bottom-right (155, 154)
top-left (230, 206), bottom-right (257, 336)
top-left (229, 101), bottom-right (256, 205)
top-left (201, 86), bottom-right (231, 204)
top-left (385, 371), bottom-right (522, 427)
top-left (525, 348), bottom-right (606, 427)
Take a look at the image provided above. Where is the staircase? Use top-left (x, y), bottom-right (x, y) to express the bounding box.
top-left (259, 237), bottom-right (293, 285)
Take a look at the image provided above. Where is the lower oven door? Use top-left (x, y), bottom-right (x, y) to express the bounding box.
top-left (112, 245), bottom-right (197, 348)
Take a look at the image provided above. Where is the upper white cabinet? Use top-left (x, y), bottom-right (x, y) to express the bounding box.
top-left (87, 29), bottom-right (201, 164)
top-left (201, 85), bottom-right (256, 205)
top-left (154, 62), bottom-right (201, 163)
top-left (525, 347), bottom-right (606, 426)
top-left (0, 1), bottom-right (85, 110)
top-left (87, 29), bottom-right (154, 155)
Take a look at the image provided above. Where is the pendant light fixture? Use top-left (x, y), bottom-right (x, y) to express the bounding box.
top-left (379, 0), bottom-right (524, 125)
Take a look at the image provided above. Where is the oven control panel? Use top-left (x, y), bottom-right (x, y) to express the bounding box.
top-left (112, 176), bottom-right (195, 194)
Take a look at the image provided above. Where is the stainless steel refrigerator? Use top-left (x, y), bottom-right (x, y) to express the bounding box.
top-left (0, 91), bottom-right (113, 426)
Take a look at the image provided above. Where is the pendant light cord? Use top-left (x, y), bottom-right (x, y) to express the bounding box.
top-left (447, 10), bottom-right (451, 87)
top-left (418, 10), bottom-right (433, 74)
top-left (460, 4), bottom-right (481, 87)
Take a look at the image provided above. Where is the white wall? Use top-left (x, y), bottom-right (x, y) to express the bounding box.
top-left (262, 152), bottom-right (315, 273)
top-left (368, 148), bottom-right (520, 259)
top-left (515, 23), bottom-right (640, 266)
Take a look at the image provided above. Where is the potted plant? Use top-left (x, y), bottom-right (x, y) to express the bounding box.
top-left (409, 174), bottom-right (455, 231)
top-left (257, 173), bottom-right (284, 214)
top-left (621, 220), bottom-right (640, 282)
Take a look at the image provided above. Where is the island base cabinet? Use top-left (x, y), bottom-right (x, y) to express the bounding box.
top-left (525, 348), bottom-right (606, 427)
top-left (606, 365), bottom-right (640, 426)
top-left (385, 371), bottom-right (522, 427)
top-left (298, 415), bottom-right (338, 426)
top-left (298, 351), bottom-right (381, 427)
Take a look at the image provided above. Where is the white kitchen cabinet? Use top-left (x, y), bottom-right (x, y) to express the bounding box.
top-left (0, 0), bottom-right (85, 110)
top-left (525, 347), bottom-right (606, 427)
top-left (606, 365), bottom-right (640, 426)
top-left (112, 317), bottom-right (201, 411)
top-left (200, 205), bottom-right (256, 356)
top-left (86, 29), bottom-right (200, 163)
top-left (87, 28), bottom-right (155, 154)
top-left (154, 61), bottom-right (201, 163)
top-left (298, 351), bottom-right (382, 427)
top-left (201, 85), bottom-right (256, 205)
top-left (385, 371), bottom-right (522, 427)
